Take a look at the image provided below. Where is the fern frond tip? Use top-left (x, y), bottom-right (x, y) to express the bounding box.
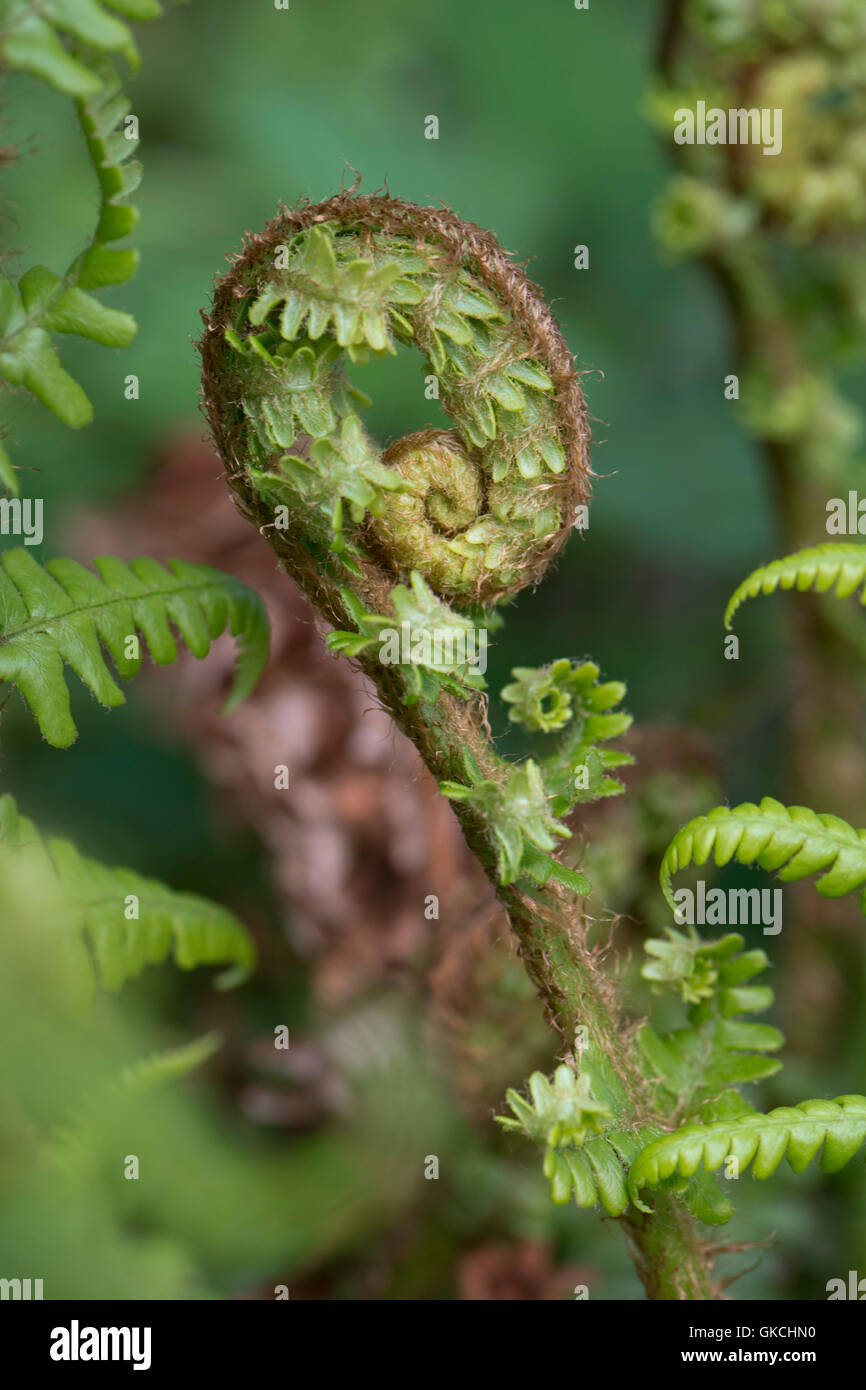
top-left (660, 797), bottom-right (866, 910)
top-left (629, 1095), bottom-right (866, 1207)
top-left (725, 544), bottom-right (866, 629)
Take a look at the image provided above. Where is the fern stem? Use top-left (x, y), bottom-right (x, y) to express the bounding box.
top-left (624, 1200), bottom-right (715, 1300)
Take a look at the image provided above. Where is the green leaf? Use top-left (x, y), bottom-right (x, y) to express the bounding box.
top-left (73, 244), bottom-right (140, 288)
top-left (0, 794), bottom-right (256, 997)
top-left (45, 0), bottom-right (136, 55)
top-left (442, 758), bottom-right (570, 886)
top-left (497, 1065), bottom-right (652, 1216)
top-left (497, 1065), bottom-right (611, 1148)
top-left (0, 54), bottom-right (145, 447)
top-left (119, 1032), bottom-right (223, 1089)
top-left (725, 543), bottom-right (866, 629)
top-left (104, 0), bottom-right (163, 18)
top-left (0, 320), bottom-right (93, 426)
top-left (19, 266), bottom-right (137, 347)
top-left (639, 934), bottom-right (784, 1117)
top-left (502, 660), bottom-right (634, 815)
top-left (0, 12), bottom-right (103, 96)
top-left (629, 1095), bottom-right (866, 1209)
top-left (0, 550), bottom-right (269, 748)
top-left (325, 572), bottom-right (486, 702)
top-left (659, 797), bottom-right (866, 911)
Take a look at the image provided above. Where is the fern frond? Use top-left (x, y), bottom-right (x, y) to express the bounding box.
top-left (0, 794), bottom-right (256, 994)
top-left (0, 1), bottom-right (137, 98)
top-left (541, 1130), bottom-right (653, 1217)
top-left (0, 62), bottom-right (141, 438)
top-left (497, 1066), bottom-right (612, 1148)
top-left (71, 58), bottom-right (142, 290)
top-left (202, 197), bottom-right (590, 608)
top-left (440, 757), bottom-right (584, 890)
top-left (118, 1032), bottom-right (222, 1090)
top-left (529, 661), bottom-right (634, 814)
top-left (659, 797), bottom-right (866, 912)
top-left (326, 571), bottom-right (488, 704)
top-left (724, 543), bottom-right (866, 629)
top-left (0, 7), bottom-right (176, 474)
top-left (441, 661), bottom-right (632, 887)
top-left (496, 1064), bottom-right (653, 1217)
top-left (0, 273), bottom-right (97, 431)
top-left (0, 549), bottom-right (269, 747)
top-left (639, 933), bottom-right (784, 1114)
top-left (48, 1032), bottom-right (222, 1184)
top-left (629, 1095), bottom-right (866, 1211)
top-left (496, 1062), bottom-right (743, 1223)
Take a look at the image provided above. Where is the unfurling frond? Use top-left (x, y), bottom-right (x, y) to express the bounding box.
top-left (119, 1032), bottom-right (223, 1090)
top-left (725, 543), bottom-right (866, 629)
top-left (496, 1064), bottom-right (653, 1217)
top-left (659, 797), bottom-right (866, 912)
top-left (639, 932), bottom-right (783, 1112)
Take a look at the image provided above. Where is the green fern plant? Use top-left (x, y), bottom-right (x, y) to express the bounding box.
top-left (198, 188), bottom-right (742, 1300)
top-left (1, 5), bottom-right (269, 1149)
top-left (574, 568), bottom-right (866, 1235)
top-left (659, 798), bottom-right (866, 909)
top-left (724, 543), bottom-right (866, 630)
top-left (9, 7), bottom-right (865, 1288)
top-left (196, 189), bottom-right (866, 1299)
top-left (0, 0), bottom-right (179, 490)
top-left (0, 791), bottom-right (256, 1001)
top-left (630, 1096), bottom-right (866, 1208)
top-left (650, 21), bottom-right (866, 1299)
top-left (0, 548), bottom-right (269, 747)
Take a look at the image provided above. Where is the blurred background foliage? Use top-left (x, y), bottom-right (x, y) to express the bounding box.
top-left (0, 0), bottom-right (863, 1298)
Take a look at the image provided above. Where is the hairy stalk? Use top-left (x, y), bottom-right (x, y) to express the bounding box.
top-left (199, 189), bottom-right (716, 1299)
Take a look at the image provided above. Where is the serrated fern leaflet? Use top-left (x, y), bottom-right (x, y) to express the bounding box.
top-left (725, 543), bottom-right (866, 629)
top-left (639, 932), bottom-right (784, 1116)
top-left (0, 793), bottom-right (256, 996)
top-left (629, 1096), bottom-right (866, 1210)
top-left (0, 2), bottom-right (177, 488)
top-left (0, 549), bottom-right (269, 747)
top-left (659, 797), bottom-right (866, 912)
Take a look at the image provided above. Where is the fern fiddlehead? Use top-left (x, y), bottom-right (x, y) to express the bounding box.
top-left (199, 191), bottom-right (723, 1301)
top-left (200, 192), bottom-right (609, 969)
top-left (200, 191), bottom-right (591, 614)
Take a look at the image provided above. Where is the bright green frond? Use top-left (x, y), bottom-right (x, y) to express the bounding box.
top-left (630, 1095), bottom-right (866, 1211)
top-left (660, 797), bottom-right (866, 912)
top-left (0, 549), bottom-right (269, 747)
top-left (725, 543), bottom-right (866, 629)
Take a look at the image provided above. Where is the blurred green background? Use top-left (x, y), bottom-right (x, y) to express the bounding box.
top-left (1, 0), bottom-right (862, 1300)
